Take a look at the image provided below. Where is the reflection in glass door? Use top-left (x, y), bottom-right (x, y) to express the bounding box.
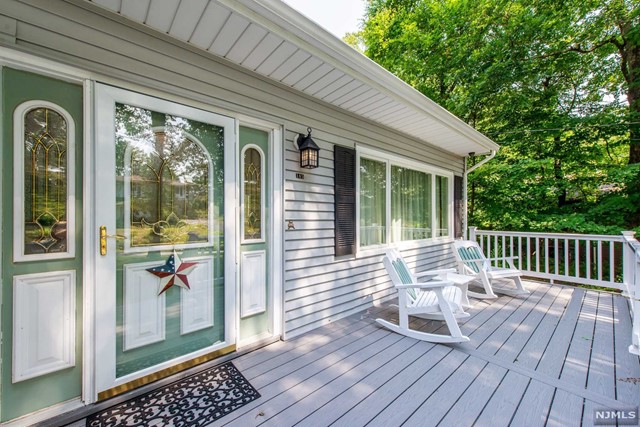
top-left (114, 104), bottom-right (226, 376)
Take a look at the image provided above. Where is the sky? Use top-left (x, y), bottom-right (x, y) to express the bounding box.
top-left (282, 0), bottom-right (367, 39)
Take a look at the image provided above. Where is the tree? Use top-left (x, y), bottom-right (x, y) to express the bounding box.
top-left (359, 0), bottom-right (640, 232)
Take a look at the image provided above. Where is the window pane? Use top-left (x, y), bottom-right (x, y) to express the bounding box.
top-left (391, 166), bottom-right (432, 241)
top-left (23, 108), bottom-right (68, 254)
top-left (244, 148), bottom-right (262, 240)
top-left (359, 157), bottom-right (386, 246)
top-left (116, 103), bottom-right (216, 248)
top-left (436, 176), bottom-right (449, 237)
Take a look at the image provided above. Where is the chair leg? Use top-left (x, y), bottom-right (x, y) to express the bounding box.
top-left (469, 272), bottom-right (498, 299)
top-left (433, 289), bottom-right (467, 341)
top-left (513, 276), bottom-right (530, 294)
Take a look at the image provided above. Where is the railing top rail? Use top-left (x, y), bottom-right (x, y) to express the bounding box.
top-left (472, 229), bottom-right (626, 242)
top-left (622, 231), bottom-right (640, 259)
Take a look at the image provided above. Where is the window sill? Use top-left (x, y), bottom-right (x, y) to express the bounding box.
top-left (355, 236), bottom-right (455, 259)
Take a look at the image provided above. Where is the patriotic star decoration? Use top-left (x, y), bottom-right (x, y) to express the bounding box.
top-left (146, 251), bottom-right (199, 295)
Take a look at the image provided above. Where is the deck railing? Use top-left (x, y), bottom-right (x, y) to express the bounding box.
top-left (468, 227), bottom-right (640, 355)
top-left (621, 232), bottom-right (640, 356)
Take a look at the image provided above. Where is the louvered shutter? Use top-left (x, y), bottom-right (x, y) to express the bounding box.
top-left (334, 146), bottom-right (356, 256)
top-left (454, 175), bottom-right (464, 238)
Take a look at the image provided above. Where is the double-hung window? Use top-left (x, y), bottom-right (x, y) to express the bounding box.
top-left (357, 147), bottom-right (453, 249)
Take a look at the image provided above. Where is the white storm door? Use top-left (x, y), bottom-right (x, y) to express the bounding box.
top-left (93, 84), bottom-right (236, 397)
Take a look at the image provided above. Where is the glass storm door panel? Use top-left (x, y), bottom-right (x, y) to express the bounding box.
top-left (239, 127), bottom-right (270, 342)
top-left (94, 85), bottom-right (235, 395)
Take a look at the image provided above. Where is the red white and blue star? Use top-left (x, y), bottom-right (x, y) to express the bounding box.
top-left (146, 251), bottom-right (199, 295)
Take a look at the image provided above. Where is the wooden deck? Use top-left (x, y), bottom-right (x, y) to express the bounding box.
top-left (210, 280), bottom-right (639, 427)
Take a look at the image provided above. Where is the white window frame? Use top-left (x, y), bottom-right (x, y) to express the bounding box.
top-left (240, 144), bottom-right (266, 244)
top-left (356, 146), bottom-right (454, 253)
top-left (13, 100), bottom-right (76, 262)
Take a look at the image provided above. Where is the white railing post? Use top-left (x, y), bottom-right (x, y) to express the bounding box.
top-left (622, 231), bottom-right (640, 356)
top-left (468, 226), bottom-right (477, 242)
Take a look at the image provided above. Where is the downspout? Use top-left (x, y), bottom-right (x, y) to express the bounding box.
top-left (462, 150), bottom-right (496, 239)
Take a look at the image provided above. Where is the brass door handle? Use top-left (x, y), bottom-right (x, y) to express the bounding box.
top-left (100, 226), bottom-right (127, 256)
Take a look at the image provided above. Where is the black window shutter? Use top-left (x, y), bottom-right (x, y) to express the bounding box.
top-left (334, 146), bottom-right (356, 256)
top-left (454, 175), bottom-right (464, 239)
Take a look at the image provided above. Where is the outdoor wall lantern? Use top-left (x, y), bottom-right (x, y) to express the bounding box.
top-left (295, 127), bottom-right (320, 169)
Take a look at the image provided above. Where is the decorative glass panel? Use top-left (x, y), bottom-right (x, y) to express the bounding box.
top-left (23, 108), bottom-right (68, 255)
top-left (436, 175), bottom-right (449, 237)
top-left (116, 103), bottom-right (216, 249)
top-left (360, 157), bottom-right (386, 246)
top-left (243, 147), bottom-right (262, 240)
top-left (391, 166), bottom-right (432, 241)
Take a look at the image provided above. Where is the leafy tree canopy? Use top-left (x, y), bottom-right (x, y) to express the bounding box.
top-left (354, 0), bottom-right (640, 234)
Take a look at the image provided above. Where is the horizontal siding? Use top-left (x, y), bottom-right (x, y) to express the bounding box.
top-left (283, 125), bottom-right (458, 337)
top-left (1, 0), bottom-right (465, 339)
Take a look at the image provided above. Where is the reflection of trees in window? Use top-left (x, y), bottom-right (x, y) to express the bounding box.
top-left (115, 103), bottom-right (218, 247)
top-left (435, 176), bottom-right (449, 237)
top-left (359, 157), bottom-right (387, 246)
top-left (244, 148), bottom-right (262, 240)
top-left (23, 108), bottom-right (68, 254)
top-left (391, 166), bottom-right (432, 241)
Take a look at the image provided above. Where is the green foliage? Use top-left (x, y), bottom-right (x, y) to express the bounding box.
top-left (361, 0), bottom-right (640, 235)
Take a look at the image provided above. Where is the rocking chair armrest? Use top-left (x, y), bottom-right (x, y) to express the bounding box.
top-left (395, 280), bottom-right (454, 290)
top-left (415, 268), bottom-right (457, 278)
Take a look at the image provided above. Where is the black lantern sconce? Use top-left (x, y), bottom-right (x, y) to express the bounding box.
top-left (296, 127), bottom-right (320, 169)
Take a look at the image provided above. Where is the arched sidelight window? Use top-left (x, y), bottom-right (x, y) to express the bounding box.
top-left (14, 101), bottom-right (75, 261)
top-left (241, 145), bottom-right (265, 242)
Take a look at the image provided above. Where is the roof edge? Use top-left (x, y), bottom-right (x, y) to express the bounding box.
top-left (224, 0), bottom-right (500, 154)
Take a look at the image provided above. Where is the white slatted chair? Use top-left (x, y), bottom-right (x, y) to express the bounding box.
top-left (376, 250), bottom-right (470, 343)
top-left (452, 240), bottom-right (529, 298)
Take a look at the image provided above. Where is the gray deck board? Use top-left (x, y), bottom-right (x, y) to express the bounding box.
top-left (474, 371), bottom-right (531, 427)
top-left (368, 351), bottom-right (479, 426)
top-left (513, 286), bottom-right (572, 368)
top-left (434, 361), bottom-right (507, 427)
top-left (586, 293), bottom-right (616, 399)
top-left (494, 285), bottom-right (563, 363)
top-left (475, 284), bottom-right (550, 356)
top-left (536, 288), bottom-right (585, 378)
top-left (612, 295), bottom-right (640, 404)
top-left (69, 281), bottom-right (639, 427)
top-left (294, 340), bottom-right (437, 427)
top-left (509, 380), bottom-right (555, 427)
top-left (546, 389), bottom-right (583, 427)
top-left (559, 290), bottom-right (598, 390)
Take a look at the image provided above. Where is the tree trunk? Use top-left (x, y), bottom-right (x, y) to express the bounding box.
top-left (622, 16), bottom-right (640, 164)
top-left (554, 158), bottom-right (567, 207)
top-left (628, 83), bottom-right (640, 163)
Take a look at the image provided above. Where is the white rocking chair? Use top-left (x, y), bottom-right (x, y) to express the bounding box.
top-left (376, 250), bottom-right (470, 343)
top-left (452, 240), bottom-right (529, 299)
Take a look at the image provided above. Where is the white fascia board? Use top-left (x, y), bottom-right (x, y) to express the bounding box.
top-left (220, 0), bottom-right (500, 154)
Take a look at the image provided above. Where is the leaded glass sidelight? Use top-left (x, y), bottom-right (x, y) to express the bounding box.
top-left (21, 106), bottom-right (71, 256)
top-left (243, 146), bottom-right (263, 241)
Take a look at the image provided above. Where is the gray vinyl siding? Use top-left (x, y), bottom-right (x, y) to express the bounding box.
top-left (1, 0), bottom-right (465, 341)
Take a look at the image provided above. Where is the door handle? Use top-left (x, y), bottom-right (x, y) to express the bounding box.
top-left (100, 226), bottom-right (127, 256)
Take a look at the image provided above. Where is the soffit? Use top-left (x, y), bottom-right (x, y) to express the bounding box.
top-left (86, 0), bottom-right (499, 156)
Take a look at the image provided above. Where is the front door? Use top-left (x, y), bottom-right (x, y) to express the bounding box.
top-left (93, 85), bottom-right (236, 398)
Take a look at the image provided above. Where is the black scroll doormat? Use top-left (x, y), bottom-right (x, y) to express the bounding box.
top-left (86, 362), bottom-right (260, 426)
